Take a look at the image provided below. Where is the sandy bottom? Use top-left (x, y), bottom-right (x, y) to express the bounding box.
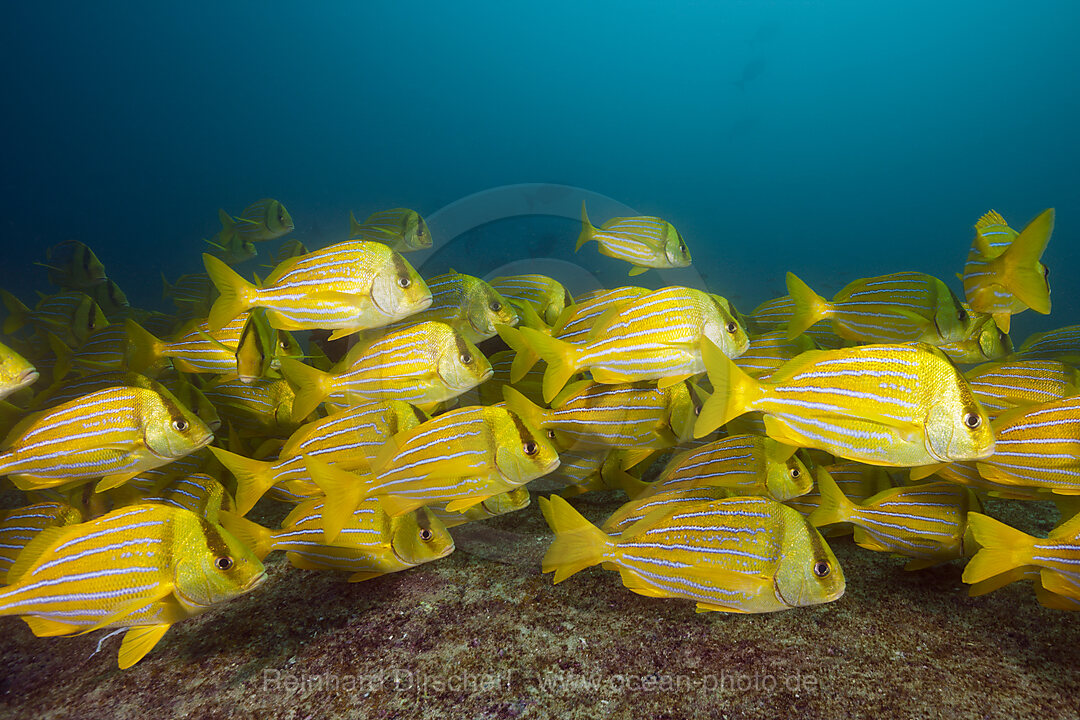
top-left (0, 492), bottom-right (1076, 720)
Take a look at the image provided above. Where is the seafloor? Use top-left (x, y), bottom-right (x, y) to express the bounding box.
top-left (0, 490), bottom-right (1076, 720)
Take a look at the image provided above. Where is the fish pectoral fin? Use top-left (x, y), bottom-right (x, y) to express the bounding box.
top-left (326, 327), bottom-right (362, 342)
top-left (22, 615), bottom-right (84, 637)
top-left (78, 592), bottom-right (170, 636)
top-left (378, 494), bottom-right (427, 517)
top-left (1039, 569), bottom-right (1077, 597)
top-left (761, 416), bottom-right (808, 448)
top-left (444, 496), bottom-right (487, 513)
top-left (627, 266), bottom-right (649, 277)
top-left (118, 623), bottom-right (172, 669)
top-left (95, 471), bottom-right (143, 493)
top-left (695, 602), bottom-right (748, 614)
top-left (851, 528), bottom-right (890, 553)
top-left (909, 463), bottom-right (947, 482)
top-left (590, 367), bottom-right (638, 384)
top-left (656, 374), bottom-right (692, 389)
top-left (348, 571), bottom-right (386, 583)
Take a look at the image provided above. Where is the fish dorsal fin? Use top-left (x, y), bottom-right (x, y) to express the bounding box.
top-left (263, 255), bottom-right (304, 286)
top-left (118, 623), bottom-right (172, 669)
top-left (551, 379), bottom-right (593, 408)
top-left (975, 210), bottom-right (1007, 231)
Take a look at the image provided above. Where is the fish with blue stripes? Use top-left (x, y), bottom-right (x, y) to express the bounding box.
top-left (348, 207), bottom-right (431, 252)
top-left (512, 287), bottom-right (749, 403)
top-left (0, 501), bottom-right (83, 583)
top-left (540, 494), bottom-right (844, 613)
top-left (810, 470), bottom-right (979, 569)
top-left (0, 386), bottom-right (212, 492)
top-left (964, 360), bottom-right (1080, 419)
top-left (220, 198), bottom-right (294, 243)
top-left (576, 202), bottom-right (691, 276)
top-left (280, 321), bottom-right (492, 418)
top-left (203, 240), bottom-right (431, 340)
top-left (785, 271), bottom-right (972, 345)
top-left (220, 497), bottom-right (453, 581)
top-left (489, 274), bottom-right (572, 327)
top-left (962, 208), bottom-right (1054, 333)
top-left (374, 271), bottom-right (519, 345)
top-left (1, 290), bottom-right (108, 350)
top-left (0, 504), bottom-right (265, 668)
top-left (696, 341), bottom-right (996, 467)
top-left (210, 400), bottom-right (428, 514)
top-left (1013, 324), bottom-right (1080, 365)
top-left (201, 376), bottom-right (300, 436)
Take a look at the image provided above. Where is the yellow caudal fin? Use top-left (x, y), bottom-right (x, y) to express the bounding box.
top-left (496, 324), bottom-right (540, 383)
top-left (575, 201), bottom-right (596, 252)
top-left (44, 332), bottom-right (71, 382)
top-left (278, 358), bottom-right (332, 422)
top-left (218, 510), bottom-right (275, 560)
top-left (517, 326), bottom-right (581, 403)
top-left (997, 207), bottom-right (1054, 315)
top-left (348, 210), bottom-right (364, 237)
top-left (218, 208), bottom-right (236, 232)
top-left (539, 495), bottom-right (613, 583)
top-left (0, 290), bottom-right (29, 336)
top-left (207, 446), bottom-right (277, 516)
top-left (203, 253), bottom-right (257, 331)
top-left (605, 463), bottom-right (651, 499)
top-left (961, 512), bottom-right (1034, 585)
top-left (118, 623), bottom-right (171, 669)
top-left (305, 456), bottom-right (366, 544)
top-left (123, 319), bottom-right (165, 374)
top-left (808, 468), bottom-right (856, 528)
top-left (784, 272), bottom-right (831, 340)
top-left (502, 386), bottom-right (548, 432)
top-left (694, 338), bottom-right (762, 437)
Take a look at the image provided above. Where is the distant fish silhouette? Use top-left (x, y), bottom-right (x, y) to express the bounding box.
top-left (733, 58), bottom-right (767, 92)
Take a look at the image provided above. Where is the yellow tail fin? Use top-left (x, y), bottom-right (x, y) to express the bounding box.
top-left (575, 201), bottom-right (596, 252)
top-left (997, 208), bottom-right (1054, 315)
top-left (518, 327), bottom-right (580, 403)
top-left (0, 290), bottom-right (30, 336)
top-left (207, 446), bottom-right (276, 515)
top-left (961, 512), bottom-right (1034, 585)
top-left (539, 495), bottom-right (613, 583)
top-left (496, 324), bottom-right (541, 382)
top-left (694, 338), bottom-right (762, 437)
top-left (502, 385), bottom-right (548, 432)
top-left (785, 272), bottom-right (831, 340)
top-left (278, 358), bottom-right (332, 422)
top-left (305, 456), bottom-right (366, 544)
top-left (203, 253), bottom-right (257, 331)
top-left (123, 319), bottom-right (165, 374)
top-left (807, 468), bottom-right (855, 528)
top-left (218, 510), bottom-right (275, 560)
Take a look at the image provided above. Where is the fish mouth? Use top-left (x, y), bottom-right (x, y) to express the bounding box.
top-left (15, 369), bottom-right (39, 389)
top-left (245, 571), bottom-right (269, 592)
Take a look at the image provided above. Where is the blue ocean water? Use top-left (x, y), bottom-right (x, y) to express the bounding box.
top-left (2, 1), bottom-right (1077, 338)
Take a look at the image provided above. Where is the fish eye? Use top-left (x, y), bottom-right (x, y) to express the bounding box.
top-left (963, 412), bottom-right (981, 429)
top-left (490, 301), bottom-right (502, 312)
top-left (459, 352), bottom-right (473, 365)
top-left (215, 556), bottom-right (234, 571)
top-left (172, 419), bottom-right (190, 432)
top-left (545, 429), bottom-right (557, 440)
top-left (725, 321), bottom-right (738, 334)
top-left (789, 467), bottom-right (801, 479)
top-left (957, 307), bottom-right (968, 322)
top-left (398, 276), bottom-right (412, 289)
top-left (812, 560), bottom-right (830, 578)
top-left (419, 528), bottom-right (434, 542)
top-left (523, 440), bottom-right (539, 456)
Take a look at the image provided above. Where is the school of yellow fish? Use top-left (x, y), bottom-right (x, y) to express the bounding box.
top-left (0, 199), bottom-right (1078, 669)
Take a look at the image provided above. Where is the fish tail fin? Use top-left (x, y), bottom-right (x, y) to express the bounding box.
top-left (540, 495), bottom-right (612, 583)
top-left (496, 324), bottom-right (541, 382)
top-left (695, 338), bottom-right (762, 437)
top-left (961, 512), bottom-right (1035, 585)
top-left (502, 385), bottom-right (548, 432)
top-left (160, 272), bottom-right (174, 300)
top-left (123, 319), bottom-right (165, 374)
top-left (0, 290), bottom-right (29, 335)
top-left (207, 446), bottom-right (276, 516)
top-left (997, 208), bottom-right (1054, 314)
top-left (575, 201), bottom-right (596, 252)
top-left (218, 208), bottom-right (236, 232)
top-left (785, 272), bottom-right (831, 339)
top-left (348, 210), bottom-right (364, 237)
top-left (203, 253), bottom-right (256, 330)
top-left (606, 463), bottom-right (651, 499)
top-left (808, 468), bottom-right (855, 527)
top-left (45, 332), bottom-right (72, 382)
top-left (517, 327), bottom-right (580, 403)
top-left (218, 511), bottom-right (275, 561)
top-left (305, 456), bottom-right (367, 544)
top-left (278, 358), bottom-right (331, 421)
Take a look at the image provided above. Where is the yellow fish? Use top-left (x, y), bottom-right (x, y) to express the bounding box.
top-left (348, 208), bottom-right (431, 252)
top-left (0, 341), bottom-right (38, 401)
top-left (512, 287), bottom-right (749, 403)
top-left (962, 208), bottom-right (1054, 333)
top-left (489, 274), bottom-right (572, 326)
top-left (541, 494), bottom-right (844, 613)
top-left (204, 241), bottom-right (431, 341)
top-left (0, 504), bottom-right (265, 668)
top-left (577, 202), bottom-right (691, 276)
top-left (428, 487), bottom-right (531, 529)
top-left (0, 501), bottom-right (83, 582)
top-left (697, 342), bottom-right (996, 467)
top-left (222, 198), bottom-right (294, 243)
top-left (0, 386), bottom-right (212, 491)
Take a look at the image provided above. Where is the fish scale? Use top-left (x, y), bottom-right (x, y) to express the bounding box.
top-left (0, 502), bottom-right (83, 582)
top-left (1014, 325), bottom-right (1080, 364)
top-left (975, 396), bottom-right (1080, 494)
top-left (965, 360), bottom-right (1080, 417)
